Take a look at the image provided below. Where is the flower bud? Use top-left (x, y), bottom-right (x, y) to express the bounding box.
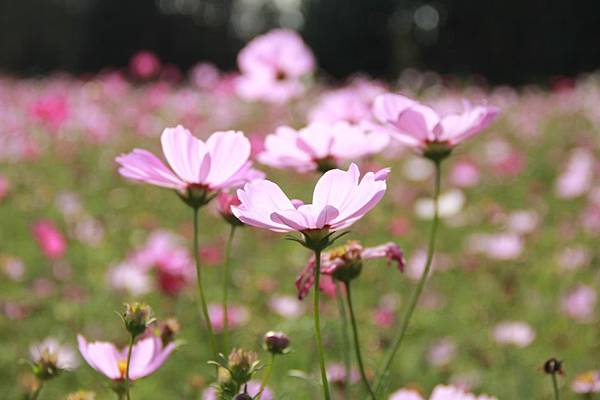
top-left (543, 358), bottom-right (564, 375)
top-left (159, 318), bottom-right (180, 345)
top-left (122, 302), bottom-right (153, 338)
top-left (227, 348), bottom-right (259, 385)
top-left (263, 331), bottom-right (290, 355)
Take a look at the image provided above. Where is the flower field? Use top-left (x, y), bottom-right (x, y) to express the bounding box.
top-left (1, 30), bottom-right (599, 400)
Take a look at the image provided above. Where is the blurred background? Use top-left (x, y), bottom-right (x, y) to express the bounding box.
top-left (2, 0), bottom-right (600, 84)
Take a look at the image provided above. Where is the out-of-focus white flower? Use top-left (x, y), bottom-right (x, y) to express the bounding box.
top-left (106, 262), bottom-right (151, 295)
top-left (492, 321), bottom-right (535, 347)
top-left (415, 189), bottom-right (466, 220)
top-left (30, 337), bottom-right (79, 369)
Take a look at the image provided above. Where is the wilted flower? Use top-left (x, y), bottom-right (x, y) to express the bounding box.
top-left (236, 29), bottom-right (315, 103)
top-left (77, 335), bottom-right (175, 381)
top-left (32, 220), bottom-right (67, 259)
top-left (373, 94), bottom-right (499, 160)
top-left (296, 240), bottom-right (404, 299)
top-left (225, 349), bottom-right (260, 386)
top-left (571, 370), bottom-right (600, 394)
top-left (492, 321), bottom-right (535, 347)
top-left (116, 126), bottom-right (259, 208)
top-left (232, 163), bottom-right (388, 233)
top-left (258, 122), bottom-right (389, 173)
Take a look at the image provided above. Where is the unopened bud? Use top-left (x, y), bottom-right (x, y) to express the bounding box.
top-left (122, 302), bottom-right (153, 338)
top-left (543, 358), bottom-right (564, 375)
top-left (227, 348), bottom-right (259, 385)
top-left (263, 331), bottom-right (290, 355)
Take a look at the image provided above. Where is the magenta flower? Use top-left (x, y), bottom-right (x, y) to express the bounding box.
top-left (373, 94), bottom-right (499, 158)
top-left (236, 29), bottom-right (315, 103)
top-left (33, 220), bottom-right (67, 260)
top-left (129, 50), bottom-right (161, 80)
top-left (116, 125), bottom-right (259, 202)
top-left (232, 163), bottom-right (388, 233)
top-left (296, 241), bottom-right (405, 299)
top-left (258, 122), bottom-right (389, 173)
top-left (77, 335), bottom-right (175, 381)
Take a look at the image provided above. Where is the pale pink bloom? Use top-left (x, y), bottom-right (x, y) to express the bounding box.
top-left (467, 233), bottom-right (523, 260)
top-left (389, 388), bottom-right (424, 400)
top-left (449, 159), bottom-right (480, 188)
top-left (560, 285), bottom-right (597, 323)
top-left (555, 245), bottom-right (590, 271)
top-left (390, 384), bottom-right (496, 400)
top-left (106, 262), bottom-right (152, 296)
top-left (236, 29), bottom-right (315, 103)
top-left (30, 337), bottom-right (79, 369)
top-left (129, 51), bottom-right (161, 79)
top-left (189, 62), bottom-right (220, 90)
top-left (0, 175), bottom-right (9, 201)
top-left (373, 94), bottom-right (499, 154)
top-left (506, 210), bottom-right (539, 234)
top-left (426, 338), bottom-right (456, 367)
top-left (571, 370), bottom-right (600, 394)
top-left (308, 78), bottom-right (386, 125)
top-left (207, 303), bottom-right (249, 333)
top-left (30, 94), bottom-right (69, 130)
top-left (555, 148), bottom-right (594, 199)
top-left (296, 241), bottom-right (403, 299)
top-left (492, 321), bottom-right (535, 347)
top-left (258, 122), bottom-right (389, 173)
top-left (116, 125), bottom-right (257, 193)
top-left (414, 189), bottom-right (465, 220)
top-left (2, 256), bottom-right (25, 281)
top-left (327, 362), bottom-right (360, 386)
top-left (78, 334), bottom-right (175, 381)
top-left (33, 220), bottom-right (67, 259)
top-left (232, 163), bottom-right (388, 232)
top-left (202, 380), bottom-right (272, 400)
top-left (268, 295), bottom-right (305, 318)
top-left (374, 305), bottom-right (395, 327)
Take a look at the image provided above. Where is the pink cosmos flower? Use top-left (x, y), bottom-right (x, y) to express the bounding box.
top-left (258, 122), bottom-right (389, 173)
top-left (232, 163), bottom-right (388, 232)
top-left (116, 125), bottom-right (258, 195)
top-left (571, 370), bottom-right (600, 394)
top-left (449, 159), bottom-right (480, 188)
top-left (560, 285), bottom-right (597, 323)
top-left (389, 385), bottom-right (496, 400)
top-left (373, 94), bottom-right (499, 156)
top-left (78, 334), bottom-right (175, 381)
top-left (30, 94), bottom-right (69, 131)
top-left (33, 220), bottom-right (67, 259)
top-left (236, 29), bottom-right (315, 103)
top-left (215, 191), bottom-right (243, 226)
top-left (296, 241), bottom-right (404, 299)
top-left (327, 362), bottom-right (360, 387)
top-left (555, 148), bottom-right (594, 199)
top-left (492, 321), bottom-right (535, 347)
top-left (130, 51), bottom-right (161, 79)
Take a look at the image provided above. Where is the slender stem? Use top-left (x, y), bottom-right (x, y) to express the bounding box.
top-left (125, 335), bottom-right (135, 400)
top-left (313, 248), bottom-right (331, 400)
top-left (336, 283), bottom-right (352, 400)
top-left (551, 373), bottom-right (560, 400)
top-left (373, 160), bottom-right (443, 395)
top-left (31, 382), bottom-right (44, 400)
top-left (192, 207), bottom-right (218, 360)
top-left (256, 353), bottom-right (275, 400)
top-left (222, 225), bottom-right (236, 353)
top-left (344, 282), bottom-right (377, 399)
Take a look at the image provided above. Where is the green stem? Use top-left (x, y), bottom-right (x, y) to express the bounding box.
top-left (193, 207), bottom-right (218, 360)
top-left (125, 335), bottom-right (134, 400)
top-left (345, 282), bottom-right (377, 399)
top-left (256, 353), bottom-right (275, 400)
top-left (373, 160), bottom-right (443, 395)
top-left (336, 283), bottom-right (352, 399)
top-left (313, 248), bottom-right (331, 400)
top-left (31, 382), bottom-right (44, 400)
top-left (222, 225), bottom-right (236, 353)
top-left (551, 373), bottom-right (560, 400)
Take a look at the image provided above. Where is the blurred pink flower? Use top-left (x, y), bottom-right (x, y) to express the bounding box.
top-left (116, 125), bottom-right (258, 193)
top-left (30, 94), bottom-right (69, 130)
top-left (374, 306), bottom-right (395, 328)
top-left (426, 338), bottom-right (456, 368)
top-left (466, 233), bottom-right (523, 260)
top-left (296, 241), bottom-right (403, 299)
top-left (189, 62), bottom-right (220, 90)
top-left (555, 148), bottom-right (594, 199)
top-left (268, 295), bottom-right (305, 318)
top-left (492, 321), bottom-right (535, 347)
top-left (236, 29), bottom-right (315, 103)
top-left (449, 159), bottom-right (480, 188)
top-left (389, 384), bottom-right (496, 400)
top-left (258, 122), bottom-right (389, 173)
top-left (207, 303), bottom-right (249, 333)
top-left (232, 163), bottom-right (388, 232)
top-left (561, 285), bottom-right (597, 323)
top-left (373, 94), bottom-right (499, 155)
top-left (30, 337), bottom-right (79, 370)
top-left (129, 50), bottom-right (161, 79)
top-left (327, 362), bottom-right (360, 387)
top-left (106, 262), bottom-right (152, 296)
top-left (78, 334), bottom-right (175, 381)
top-left (571, 370), bottom-right (600, 394)
top-left (33, 220), bottom-right (67, 259)
top-left (0, 175), bottom-right (9, 201)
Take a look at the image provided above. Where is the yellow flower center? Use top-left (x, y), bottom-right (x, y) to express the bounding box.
top-left (118, 360), bottom-right (128, 378)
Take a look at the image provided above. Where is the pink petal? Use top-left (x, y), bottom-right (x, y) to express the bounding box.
top-left (205, 131), bottom-right (251, 189)
top-left (116, 149), bottom-right (186, 189)
top-left (160, 125), bottom-right (209, 184)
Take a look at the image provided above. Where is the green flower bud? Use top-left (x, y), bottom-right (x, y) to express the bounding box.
top-left (122, 302), bottom-right (153, 338)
